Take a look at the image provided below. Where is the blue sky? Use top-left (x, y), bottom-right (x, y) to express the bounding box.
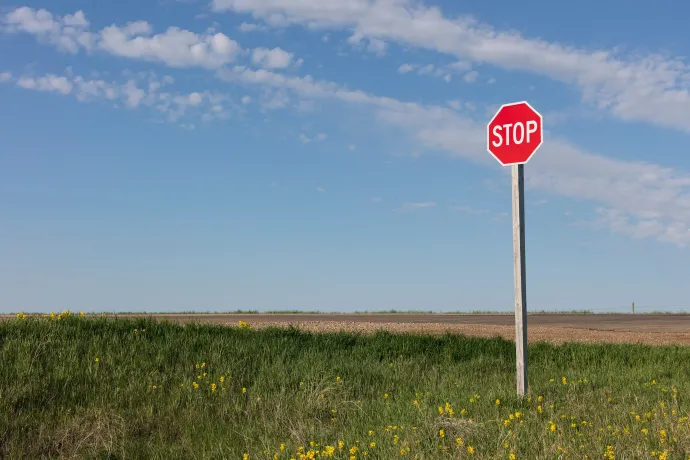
top-left (1, 0), bottom-right (689, 313)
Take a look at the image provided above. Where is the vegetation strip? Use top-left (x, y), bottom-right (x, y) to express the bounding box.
top-left (1, 311), bottom-right (688, 459)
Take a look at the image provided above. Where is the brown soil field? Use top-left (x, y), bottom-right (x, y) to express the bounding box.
top-left (12, 313), bottom-right (683, 346)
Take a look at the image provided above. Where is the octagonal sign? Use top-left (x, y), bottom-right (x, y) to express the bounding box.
top-left (487, 101), bottom-right (543, 166)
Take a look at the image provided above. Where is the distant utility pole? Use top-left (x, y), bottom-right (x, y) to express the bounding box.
top-left (632, 302), bottom-right (635, 314)
top-left (487, 101), bottom-right (543, 398)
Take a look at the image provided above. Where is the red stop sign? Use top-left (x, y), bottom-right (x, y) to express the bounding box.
top-left (487, 101), bottom-right (543, 166)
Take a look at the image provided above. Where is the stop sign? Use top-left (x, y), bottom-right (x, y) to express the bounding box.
top-left (487, 101), bottom-right (543, 166)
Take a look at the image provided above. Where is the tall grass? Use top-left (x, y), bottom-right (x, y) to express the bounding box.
top-left (1, 314), bottom-right (688, 459)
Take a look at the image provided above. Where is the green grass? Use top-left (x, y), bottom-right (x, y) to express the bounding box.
top-left (1, 314), bottom-right (689, 459)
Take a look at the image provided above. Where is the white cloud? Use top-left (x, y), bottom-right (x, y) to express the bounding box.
top-left (0, 72), bottom-right (11, 82)
top-left (417, 64), bottom-right (434, 75)
top-left (211, 0), bottom-right (690, 132)
top-left (594, 208), bottom-right (689, 246)
top-left (188, 92), bottom-right (203, 105)
top-left (347, 33), bottom-right (387, 56)
top-left (217, 65), bottom-right (690, 246)
top-left (16, 70), bottom-right (234, 124)
top-left (298, 132), bottom-right (327, 143)
top-left (3, 7), bottom-right (93, 53)
top-left (3, 7), bottom-right (241, 69)
top-left (400, 63), bottom-right (451, 81)
top-left (453, 205), bottom-right (489, 214)
top-left (16, 74), bottom-right (72, 94)
top-left (241, 95), bottom-right (252, 104)
top-left (99, 22), bottom-right (241, 69)
top-left (463, 70), bottom-right (479, 83)
top-left (316, 186), bottom-right (326, 193)
top-left (448, 61), bottom-right (472, 72)
top-left (371, 196), bottom-right (382, 203)
top-left (446, 100), bottom-right (461, 110)
top-left (251, 47), bottom-right (295, 69)
top-left (348, 144), bottom-right (356, 151)
top-left (260, 88), bottom-right (290, 109)
top-left (400, 201), bottom-right (437, 210)
top-left (238, 22), bottom-right (265, 32)
top-left (72, 76), bottom-right (121, 101)
top-left (121, 80), bottom-right (146, 108)
top-left (3, 8), bottom-right (302, 74)
top-left (5, 5), bottom-right (690, 246)
top-left (366, 38), bottom-right (386, 56)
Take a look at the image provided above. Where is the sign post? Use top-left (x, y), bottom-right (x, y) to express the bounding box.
top-left (487, 101), bottom-right (543, 397)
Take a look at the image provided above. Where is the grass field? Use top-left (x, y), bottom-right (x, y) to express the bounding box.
top-left (56, 310), bottom-right (601, 315)
top-left (1, 312), bottom-right (689, 459)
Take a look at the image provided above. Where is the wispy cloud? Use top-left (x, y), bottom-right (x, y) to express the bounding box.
top-left (217, 65), bottom-right (690, 246)
top-left (238, 22), bottom-right (267, 32)
top-left (211, 0), bottom-right (690, 133)
top-left (5, 5), bottom-right (690, 247)
top-left (452, 205), bottom-right (490, 215)
top-left (4, 69), bottom-right (237, 125)
top-left (1, 7), bottom-right (300, 71)
top-left (298, 132), bottom-right (327, 143)
top-left (399, 201), bottom-right (437, 211)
